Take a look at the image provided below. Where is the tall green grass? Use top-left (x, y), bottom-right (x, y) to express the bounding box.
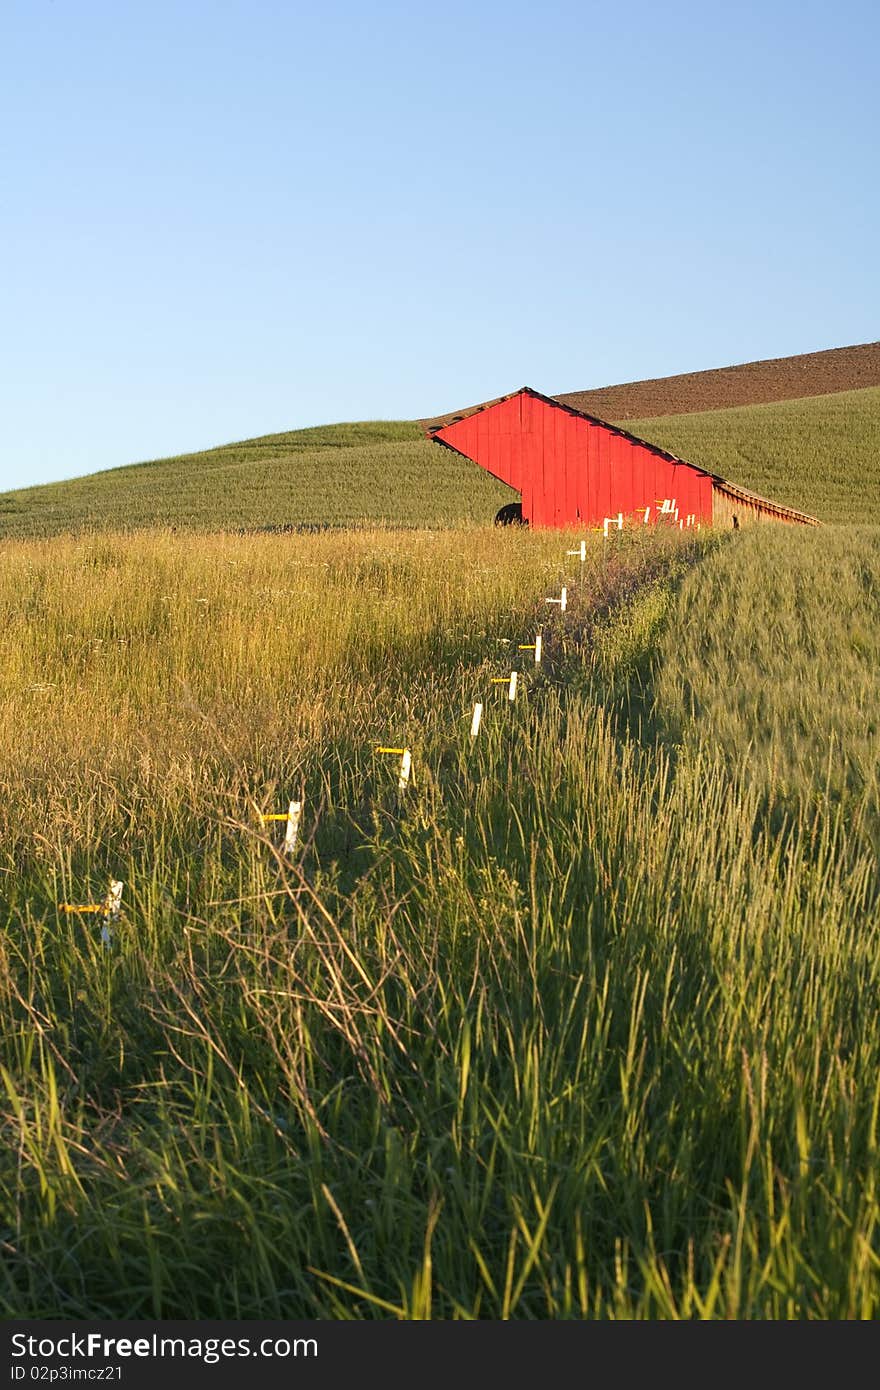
top-left (2, 524), bottom-right (879, 1318)
top-left (651, 525), bottom-right (880, 868)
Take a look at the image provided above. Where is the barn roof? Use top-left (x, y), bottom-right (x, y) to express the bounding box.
top-left (425, 386), bottom-right (819, 527)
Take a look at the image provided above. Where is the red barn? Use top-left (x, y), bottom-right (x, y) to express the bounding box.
top-left (426, 387), bottom-right (817, 529)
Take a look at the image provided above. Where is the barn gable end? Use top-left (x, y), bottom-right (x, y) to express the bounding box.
top-left (428, 386), bottom-right (818, 529)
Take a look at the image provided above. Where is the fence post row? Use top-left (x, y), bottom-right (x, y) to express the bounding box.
top-left (56, 520), bottom-right (686, 897)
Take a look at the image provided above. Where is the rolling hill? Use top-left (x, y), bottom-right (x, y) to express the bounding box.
top-left (2, 353), bottom-right (879, 537)
top-left (0, 421), bottom-right (517, 538)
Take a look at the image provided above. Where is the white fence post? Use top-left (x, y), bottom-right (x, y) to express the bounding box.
top-left (59, 880), bottom-right (123, 948)
top-left (519, 634), bottom-right (542, 664)
top-left (284, 798), bottom-right (303, 854)
top-left (491, 671), bottom-right (518, 700)
top-left (398, 749), bottom-right (412, 791)
top-left (375, 746), bottom-right (413, 791)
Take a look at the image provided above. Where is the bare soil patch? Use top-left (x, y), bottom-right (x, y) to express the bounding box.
top-left (422, 341), bottom-right (880, 431)
top-left (555, 341), bottom-right (880, 421)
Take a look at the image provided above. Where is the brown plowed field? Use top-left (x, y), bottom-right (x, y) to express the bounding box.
top-left (556, 341), bottom-right (880, 421)
top-left (421, 341), bottom-right (880, 431)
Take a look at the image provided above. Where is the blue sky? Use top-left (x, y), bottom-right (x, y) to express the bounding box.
top-left (2, 0), bottom-right (878, 489)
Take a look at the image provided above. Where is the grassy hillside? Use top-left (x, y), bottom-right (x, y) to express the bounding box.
top-left (628, 386), bottom-right (880, 524)
top-left (1, 384), bottom-right (878, 536)
top-left (0, 421), bottom-right (515, 538)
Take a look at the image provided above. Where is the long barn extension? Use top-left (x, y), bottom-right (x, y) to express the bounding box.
top-left (426, 387), bottom-right (818, 529)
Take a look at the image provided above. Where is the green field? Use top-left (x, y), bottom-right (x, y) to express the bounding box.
top-left (629, 386), bottom-right (880, 524)
top-left (2, 385), bottom-right (879, 537)
top-left (2, 521), bottom-right (880, 1318)
top-left (0, 422), bottom-right (515, 537)
top-left (653, 524), bottom-right (880, 836)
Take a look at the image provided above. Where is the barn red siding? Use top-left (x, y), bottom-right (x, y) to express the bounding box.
top-left (434, 389), bottom-right (715, 529)
top-left (431, 387), bottom-right (821, 529)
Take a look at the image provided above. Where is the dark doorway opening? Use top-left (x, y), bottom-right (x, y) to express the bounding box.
top-left (494, 502), bottom-right (526, 527)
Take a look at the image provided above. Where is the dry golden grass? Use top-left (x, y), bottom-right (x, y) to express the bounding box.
top-left (0, 526), bottom-right (575, 870)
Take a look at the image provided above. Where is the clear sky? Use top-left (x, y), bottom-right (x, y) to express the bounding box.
top-left (2, 0), bottom-right (878, 489)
